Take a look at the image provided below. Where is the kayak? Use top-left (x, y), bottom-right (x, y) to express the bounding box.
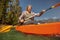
top-left (16, 22), bottom-right (60, 35)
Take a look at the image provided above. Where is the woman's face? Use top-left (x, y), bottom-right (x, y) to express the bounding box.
top-left (27, 5), bottom-right (32, 13)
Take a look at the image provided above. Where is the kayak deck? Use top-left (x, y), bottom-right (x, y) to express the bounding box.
top-left (16, 22), bottom-right (60, 35)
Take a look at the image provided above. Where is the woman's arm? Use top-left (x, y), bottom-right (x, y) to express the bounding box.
top-left (35, 10), bottom-right (46, 17)
top-left (19, 11), bottom-right (25, 23)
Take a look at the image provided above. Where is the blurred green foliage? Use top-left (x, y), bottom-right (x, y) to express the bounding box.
top-left (0, 0), bottom-right (22, 25)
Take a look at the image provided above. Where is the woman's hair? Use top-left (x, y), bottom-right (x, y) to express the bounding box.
top-left (26, 5), bottom-right (32, 11)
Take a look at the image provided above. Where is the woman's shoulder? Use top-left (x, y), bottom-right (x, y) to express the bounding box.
top-left (22, 11), bottom-right (27, 15)
top-left (22, 11), bottom-right (27, 13)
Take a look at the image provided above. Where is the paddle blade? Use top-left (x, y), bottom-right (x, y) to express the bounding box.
top-left (52, 2), bottom-right (60, 8)
top-left (46, 2), bottom-right (60, 11)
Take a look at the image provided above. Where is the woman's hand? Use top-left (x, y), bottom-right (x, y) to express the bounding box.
top-left (39, 10), bottom-right (46, 16)
top-left (20, 19), bottom-right (24, 23)
top-left (41, 10), bottom-right (46, 13)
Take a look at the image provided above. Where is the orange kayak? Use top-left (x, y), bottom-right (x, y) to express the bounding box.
top-left (15, 22), bottom-right (60, 35)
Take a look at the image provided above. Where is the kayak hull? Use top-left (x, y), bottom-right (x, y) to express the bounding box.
top-left (16, 22), bottom-right (60, 35)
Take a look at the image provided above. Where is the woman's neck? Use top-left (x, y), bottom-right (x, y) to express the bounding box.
top-left (26, 11), bottom-right (31, 14)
